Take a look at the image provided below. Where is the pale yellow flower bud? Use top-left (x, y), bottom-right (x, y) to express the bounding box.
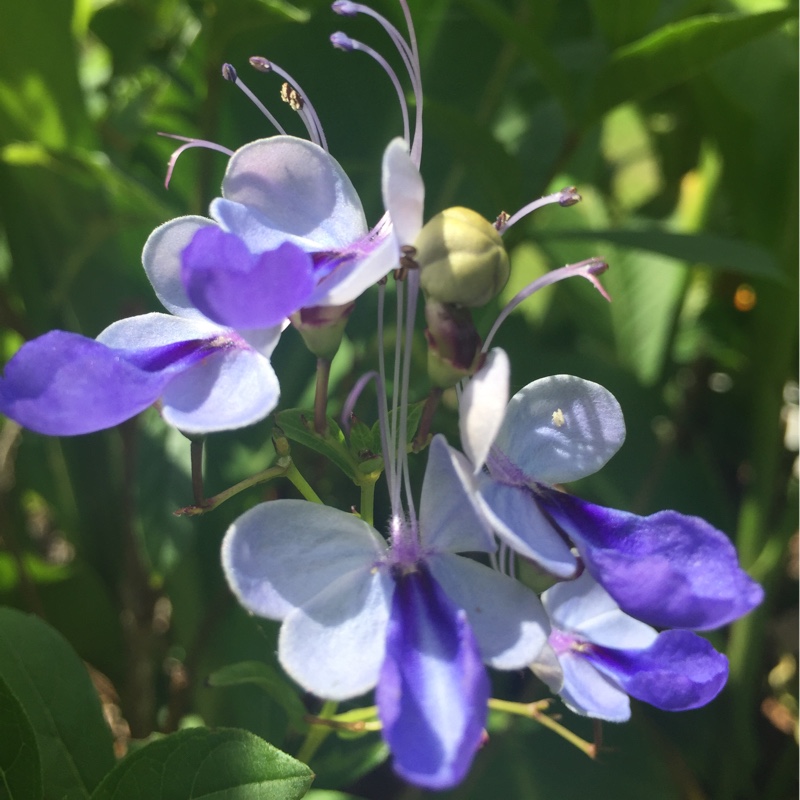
top-left (416, 207), bottom-right (509, 307)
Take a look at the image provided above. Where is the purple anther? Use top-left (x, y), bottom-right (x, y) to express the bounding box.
top-left (330, 31), bottom-right (355, 51)
top-left (249, 56), bottom-right (272, 73)
top-left (558, 186), bottom-right (582, 207)
top-left (332, 0), bottom-right (359, 15)
top-left (222, 63), bottom-right (238, 82)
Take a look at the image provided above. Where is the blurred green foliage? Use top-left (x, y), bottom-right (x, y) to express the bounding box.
top-left (0, 0), bottom-right (797, 798)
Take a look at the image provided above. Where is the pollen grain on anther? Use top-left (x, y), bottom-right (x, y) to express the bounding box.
top-left (280, 82), bottom-right (304, 111)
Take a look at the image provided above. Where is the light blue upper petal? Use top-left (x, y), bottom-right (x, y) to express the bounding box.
top-left (426, 552), bottom-right (550, 670)
top-left (494, 374), bottom-right (626, 484)
top-left (141, 216), bottom-right (215, 319)
top-left (382, 138), bottom-right (424, 246)
top-left (459, 348), bottom-right (509, 472)
top-left (419, 436), bottom-right (495, 554)
top-left (222, 500), bottom-right (387, 619)
top-left (210, 198), bottom-right (321, 253)
top-left (221, 136), bottom-right (367, 249)
top-left (542, 572), bottom-right (658, 650)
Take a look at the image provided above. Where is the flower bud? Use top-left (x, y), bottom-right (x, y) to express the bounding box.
top-left (290, 302), bottom-right (355, 361)
top-left (416, 207), bottom-right (509, 307)
top-left (424, 299), bottom-right (484, 388)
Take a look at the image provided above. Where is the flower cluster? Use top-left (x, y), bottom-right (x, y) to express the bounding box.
top-left (0, 0), bottom-right (763, 792)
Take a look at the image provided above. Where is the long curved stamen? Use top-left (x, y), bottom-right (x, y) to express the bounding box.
top-left (158, 133), bottom-right (235, 188)
top-left (483, 258), bottom-right (610, 352)
top-left (249, 57), bottom-right (328, 152)
top-left (398, 269), bottom-right (420, 525)
top-left (331, 32), bottom-right (411, 146)
top-left (495, 187), bottom-right (582, 234)
top-left (332, 0), bottom-right (423, 165)
top-left (221, 63), bottom-right (287, 135)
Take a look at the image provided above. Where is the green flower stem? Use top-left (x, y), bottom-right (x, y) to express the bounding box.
top-left (488, 698), bottom-right (597, 758)
top-left (314, 357), bottom-right (332, 435)
top-left (296, 700), bottom-right (338, 764)
top-left (359, 476), bottom-right (376, 526)
top-left (285, 460), bottom-right (323, 504)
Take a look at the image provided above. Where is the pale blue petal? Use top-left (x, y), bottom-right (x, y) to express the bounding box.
top-left (530, 643), bottom-right (564, 694)
top-left (377, 568), bottom-right (488, 790)
top-left (419, 436), bottom-right (495, 554)
top-left (426, 552), bottom-right (549, 670)
top-left (141, 216), bottom-right (215, 319)
top-left (558, 654), bottom-right (631, 722)
top-left (97, 312), bottom-right (222, 349)
top-left (494, 375), bottom-right (625, 484)
top-left (306, 234), bottom-right (397, 307)
top-left (542, 572), bottom-right (658, 650)
top-left (476, 480), bottom-right (577, 577)
top-left (210, 197), bottom-right (321, 253)
top-left (221, 136), bottom-right (367, 249)
top-left (222, 500), bottom-right (387, 619)
top-left (280, 567), bottom-right (394, 700)
top-left (382, 138), bottom-right (424, 246)
top-left (160, 345), bottom-right (279, 433)
top-left (459, 348), bottom-right (509, 472)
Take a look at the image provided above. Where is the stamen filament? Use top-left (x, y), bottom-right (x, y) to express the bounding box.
top-left (496, 187), bottom-right (582, 234)
top-left (483, 258), bottom-right (610, 352)
top-left (158, 134), bottom-right (235, 189)
top-left (332, 0), bottom-right (423, 164)
top-left (222, 63), bottom-right (287, 135)
top-left (331, 32), bottom-right (410, 146)
top-left (249, 57), bottom-right (328, 151)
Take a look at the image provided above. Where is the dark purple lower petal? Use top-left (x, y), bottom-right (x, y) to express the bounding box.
top-left (181, 227), bottom-right (316, 329)
top-left (377, 566), bottom-right (489, 790)
top-left (0, 331), bottom-right (207, 435)
top-left (586, 629), bottom-right (728, 711)
top-left (539, 491), bottom-right (763, 630)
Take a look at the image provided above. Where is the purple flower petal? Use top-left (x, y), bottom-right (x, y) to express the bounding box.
top-left (377, 567), bottom-right (489, 790)
top-left (587, 630), bottom-right (729, 711)
top-left (182, 227), bottom-right (316, 329)
top-left (0, 331), bottom-right (205, 435)
top-left (540, 491), bottom-right (764, 630)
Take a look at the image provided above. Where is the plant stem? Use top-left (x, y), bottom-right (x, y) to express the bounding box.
top-left (296, 700), bottom-right (338, 764)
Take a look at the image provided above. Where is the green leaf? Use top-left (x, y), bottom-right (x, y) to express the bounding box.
top-left (90, 728), bottom-right (314, 800)
top-left (0, 608), bottom-right (115, 800)
top-left (207, 661), bottom-right (308, 732)
top-left (0, 674), bottom-right (42, 800)
top-left (585, 9), bottom-right (794, 123)
top-left (540, 228), bottom-right (783, 280)
top-left (275, 410), bottom-right (357, 481)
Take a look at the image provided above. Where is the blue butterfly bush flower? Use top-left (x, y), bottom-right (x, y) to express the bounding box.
top-left (223, 435), bottom-right (554, 788)
top-left (533, 571), bottom-right (729, 721)
top-left (449, 348), bottom-right (764, 630)
top-left (0, 63), bottom-right (419, 436)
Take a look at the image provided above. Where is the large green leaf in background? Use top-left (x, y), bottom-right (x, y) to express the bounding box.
top-left (0, 674), bottom-right (42, 800)
top-left (0, 608), bottom-right (114, 800)
top-left (90, 728), bottom-right (314, 800)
